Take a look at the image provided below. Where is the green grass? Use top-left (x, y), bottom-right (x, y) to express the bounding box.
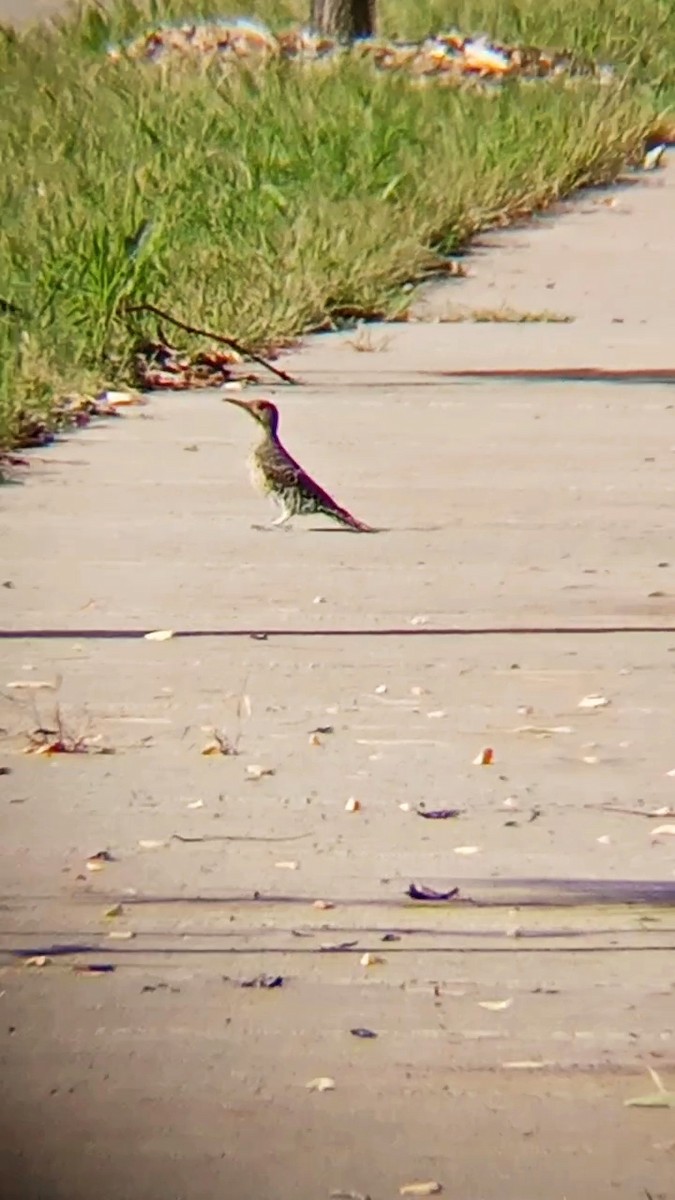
top-left (0, 0), bottom-right (673, 449)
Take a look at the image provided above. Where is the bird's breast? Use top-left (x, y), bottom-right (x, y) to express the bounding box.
top-left (248, 448), bottom-right (273, 495)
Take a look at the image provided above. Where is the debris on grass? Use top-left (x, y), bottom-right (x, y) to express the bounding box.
top-left (407, 883), bottom-right (461, 902)
top-left (625, 1068), bottom-right (675, 1108)
top-left (306, 1076), bottom-right (335, 1092)
top-left (127, 303), bottom-right (299, 388)
top-left (110, 20), bottom-right (612, 92)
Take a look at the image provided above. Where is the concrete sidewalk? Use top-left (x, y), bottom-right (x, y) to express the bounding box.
top-left (1, 158), bottom-right (674, 1200)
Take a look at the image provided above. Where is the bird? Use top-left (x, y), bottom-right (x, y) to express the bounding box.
top-left (223, 396), bottom-right (376, 532)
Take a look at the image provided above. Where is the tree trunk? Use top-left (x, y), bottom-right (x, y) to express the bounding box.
top-left (311, 0), bottom-right (376, 40)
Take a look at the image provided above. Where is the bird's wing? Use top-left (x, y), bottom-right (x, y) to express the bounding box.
top-left (266, 441), bottom-right (342, 510)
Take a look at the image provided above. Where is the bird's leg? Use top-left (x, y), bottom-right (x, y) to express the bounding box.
top-left (252, 496), bottom-right (293, 533)
top-left (271, 508), bottom-right (293, 530)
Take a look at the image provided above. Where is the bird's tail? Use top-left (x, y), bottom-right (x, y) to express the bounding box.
top-left (326, 502), bottom-right (378, 533)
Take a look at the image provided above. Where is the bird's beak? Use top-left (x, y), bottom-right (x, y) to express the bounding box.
top-left (221, 395), bottom-right (250, 411)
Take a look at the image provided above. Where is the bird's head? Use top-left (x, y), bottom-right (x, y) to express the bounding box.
top-left (222, 396), bottom-right (279, 435)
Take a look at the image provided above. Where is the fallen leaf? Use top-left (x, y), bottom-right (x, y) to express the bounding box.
top-left (201, 740), bottom-right (224, 756)
top-left (104, 904), bottom-right (123, 918)
top-left (246, 764), bottom-right (275, 780)
top-left (473, 747), bottom-right (494, 765)
top-left (374, 684), bottom-right (387, 695)
top-left (350, 1027), bottom-right (377, 1039)
top-left (478, 998), bottom-right (513, 1011)
top-left (360, 952), bottom-right (385, 967)
top-left (5, 680), bottom-right (56, 690)
top-left (345, 797), bottom-right (361, 813)
top-left (454, 845), bottom-right (480, 856)
top-left (413, 811), bottom-right (458, 820)
top-left (186, 799), bottom-right (204, 809)
top-left (651, 824), bottom-right (675, 839)
top-left (308, 732), bottom-right (322, 746)
top-left (275, 860), bottom-right (298, 870)
top-left (407, 883), bottom-right (460, 902)
top-left (144, 629), bottom-right (174, 642)
top-left (138, 839), bottom-right (166, 850)
top-left (24, 955), bottom-right (50, 968)
top-left (107, 930), bottom-right (136, 940)
top-left (578, 694), bottom-right (610, 709)
top-left (313, 899), bottom-right (335, 910)
top-left (86, 849), bottom-right (115, 872)
top-left (306, 1076), bottom-right (335, 1092)
top-left (399, 1183), bottom-right (442, 1196)
top-left (201, 729), bottom-right (237, 756)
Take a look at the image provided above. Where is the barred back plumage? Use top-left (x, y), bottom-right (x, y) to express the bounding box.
top-left (224, 397), bottom-right (376, 533)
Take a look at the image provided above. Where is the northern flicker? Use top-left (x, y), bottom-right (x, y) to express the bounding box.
top-left (223, 397), bottom-right (376, 532)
